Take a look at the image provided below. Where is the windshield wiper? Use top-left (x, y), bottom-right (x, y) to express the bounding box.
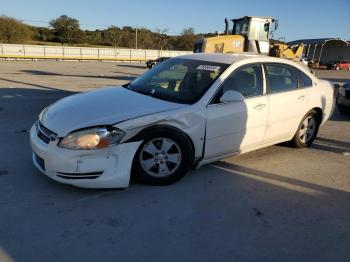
top-left (124, 84), bottom-right (157, 98)
top-left (122, 83), bottom-right (132, 89)
top-left (138, 90), bottom-right (159, 98)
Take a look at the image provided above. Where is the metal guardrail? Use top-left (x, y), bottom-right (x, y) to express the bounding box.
top-left (0, 44), bottom-right (192, 62)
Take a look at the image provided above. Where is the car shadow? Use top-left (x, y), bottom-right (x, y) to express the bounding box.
top-left (117, 64), bottom-right (147, 70)
top-left (0, 87), bottom-right (74, 132)
top-left (209, 161), bottom-right (349, 197)
top-left (311, 136), bottom-right (350, 154)
top-left (20, 69), bottom-right (139, 81)
top-left (0, 77), bottom-right (64, 91)
top-left (330, 107), bottom-right (350, 121)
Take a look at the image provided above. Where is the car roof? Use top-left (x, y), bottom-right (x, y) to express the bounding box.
top-left (179, 53), bottom-right (259, 64)
top-left (178, 52), bottom-right (300, 65)
top-left (178, 53), bottom-right (315, 78)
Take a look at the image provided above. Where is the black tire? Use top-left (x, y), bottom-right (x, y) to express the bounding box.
top-left (291, 110), bottom-right (320, 148)
top-left (336, 96), bottom-right (348, 114)
top-left (132, 127), bottom-right (193, 185)
top-left (338, 105), bottom-right (348, 114)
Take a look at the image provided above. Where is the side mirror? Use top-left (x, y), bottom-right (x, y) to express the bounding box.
top-left (220, 90), bottom-right (244, 103)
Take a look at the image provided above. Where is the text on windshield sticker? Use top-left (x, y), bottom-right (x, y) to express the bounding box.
top-left (196, 65), bottom-right (221, 71)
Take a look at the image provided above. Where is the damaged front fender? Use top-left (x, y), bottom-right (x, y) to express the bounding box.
top-left (116, 105), bottom-right (207, 159)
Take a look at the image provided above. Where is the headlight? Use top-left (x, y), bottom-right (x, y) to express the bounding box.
top-left (58, 127), bottom-right (125, 150)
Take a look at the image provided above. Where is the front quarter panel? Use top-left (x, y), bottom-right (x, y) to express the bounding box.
top-left (116, 105), bottom-right (207, 159)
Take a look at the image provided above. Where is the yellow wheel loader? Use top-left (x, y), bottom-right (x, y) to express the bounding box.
top-left (194, 16), bottom-right (304, 61)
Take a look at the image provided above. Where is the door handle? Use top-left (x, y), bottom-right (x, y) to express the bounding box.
top-left (253, 103), bottom-right (266, 110)
top-left (298, 95), bottom-right (306, 101)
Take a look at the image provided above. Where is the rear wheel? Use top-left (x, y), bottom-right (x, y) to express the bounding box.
top-left (133, 128), bottom-right (193, 185)
top-left (291, 110), bottom-right (320, 148)
top-left (338, 105), bottom-right (348, 114)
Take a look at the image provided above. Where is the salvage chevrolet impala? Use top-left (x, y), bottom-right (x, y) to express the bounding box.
top-left (30, 53), bottom-right (334, 188)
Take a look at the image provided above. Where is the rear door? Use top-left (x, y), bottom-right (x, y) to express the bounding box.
top-left (263, 63), bottom-right (310, 143)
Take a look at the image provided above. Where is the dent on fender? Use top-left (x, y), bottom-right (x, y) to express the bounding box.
top-left (117, 108), bottom-right (207, 158)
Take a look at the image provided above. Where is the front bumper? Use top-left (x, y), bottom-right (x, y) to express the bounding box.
top-left (30, 124), bottom-right (141, 188)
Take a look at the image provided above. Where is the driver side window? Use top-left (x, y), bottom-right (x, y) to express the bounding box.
top-left (213, 64), bottom-right (263, 104)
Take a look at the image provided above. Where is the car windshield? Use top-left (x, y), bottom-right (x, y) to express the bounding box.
top-left (125, 58), bottom-right (229, 104)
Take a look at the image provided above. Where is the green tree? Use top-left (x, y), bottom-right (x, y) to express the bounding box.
top-left (105, 26), bottom-right (121, 48)
top-left (85, 30), bottom-right (103, 45)
top-left (49, 15), bottom-right (82, 45)
top-left (31, 26), bottom-right (55, 42)
top-left (0, 16), bottom-right (32, 43)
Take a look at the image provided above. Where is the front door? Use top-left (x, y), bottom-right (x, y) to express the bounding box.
top-left (205, 64), bottom-right (268, 159)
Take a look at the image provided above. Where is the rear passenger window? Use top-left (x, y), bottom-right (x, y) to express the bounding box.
top-left (296, 69), bottom-right (313, 88)
top-left (266, 64), bottom-right (298, 93)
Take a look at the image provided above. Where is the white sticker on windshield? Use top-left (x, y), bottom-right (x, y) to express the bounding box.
top-left (196, 65), bottom-right (221, 71)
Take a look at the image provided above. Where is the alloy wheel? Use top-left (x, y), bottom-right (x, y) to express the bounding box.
top-left (299, 116), bottom-right (316, 143)
top-left (139, 138), bottom-right (182, 178)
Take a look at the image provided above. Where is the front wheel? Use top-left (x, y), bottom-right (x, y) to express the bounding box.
top-left (291, 110), bottom-right (320, 148)
top-left (133, 129), bottom-right (193, 185)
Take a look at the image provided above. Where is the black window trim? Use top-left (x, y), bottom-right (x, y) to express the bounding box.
top-left (295, 67), bottom-right (313, 89)
top-left (208, 62), bottom-right (265, 106)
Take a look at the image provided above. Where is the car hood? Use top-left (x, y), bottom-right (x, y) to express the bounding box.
top-left (40, 86), bottom-right (186, 136)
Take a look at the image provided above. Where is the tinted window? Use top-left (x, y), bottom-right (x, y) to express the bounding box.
top-left (296, 69), bottom-right (313, 88)
top-left (221, 64), bottom-right (263, 98)
top-left (266, 64), bottom-right (298, 93)
top-left (193, 40), bottom-right (203, 53)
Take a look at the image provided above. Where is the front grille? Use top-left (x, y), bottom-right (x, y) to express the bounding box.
top-left (38, 131), bottom-right (51, 144)
top-left (36, 121), bottom-right (57, 144)
top-left (56, 172), bottom-right (103, 180)
top-left (34, 153), bottom-right (45, 171)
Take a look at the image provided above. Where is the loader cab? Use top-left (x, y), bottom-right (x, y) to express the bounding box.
top-left (232, 16), bottom-right (277, 55)
top-left (232, 16), bottom-right (275, 41)
top-left (194, 16), bottom-right (278, 55)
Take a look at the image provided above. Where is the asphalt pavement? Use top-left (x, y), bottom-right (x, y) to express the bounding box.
top-left (0, 61), bottom-right (350, 262)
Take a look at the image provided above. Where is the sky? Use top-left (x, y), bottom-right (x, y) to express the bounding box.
top-left (2, 0), bottom-right (350, 41)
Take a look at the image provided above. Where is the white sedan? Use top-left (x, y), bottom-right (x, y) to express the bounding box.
top-left (30, 53), bottom-right (334, 188)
